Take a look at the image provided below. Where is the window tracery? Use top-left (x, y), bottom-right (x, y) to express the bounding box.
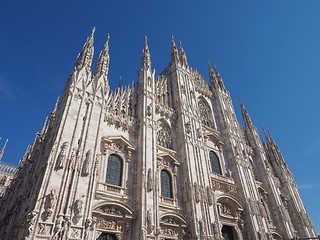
top-left (157, 121), bottom-right (172, 149)
top-left (198, 99), bottom-right (215, 129)
top-left (105, 154), bottom-right (123, 186)
top-left (210, 151), bottom-right (222, 175)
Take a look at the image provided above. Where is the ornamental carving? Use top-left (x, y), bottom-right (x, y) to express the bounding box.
top-left (156, 121), bottom-right (172, 149)
top-left (96, 219), bottom-right (117, 230)
top-left (163, 227), bottom-right (176, 236)
top-left (97, 206), bottom-right (123, 216)
top-left (198, 99), bottom-right (214, 129)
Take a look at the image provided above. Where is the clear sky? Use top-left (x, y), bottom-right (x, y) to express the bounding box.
top-left (0, 0), bottom-right (319, 234)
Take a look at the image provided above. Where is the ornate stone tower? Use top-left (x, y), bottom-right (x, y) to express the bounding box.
top-left (0, 29), bottom-right (316, 240)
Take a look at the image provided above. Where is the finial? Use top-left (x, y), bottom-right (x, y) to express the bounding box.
top-left (238, 96), bottom-right (244, 108)
top-left (106, 33), bottom-right (110, 43)
top-left (145, 36), bottom-right (147, 43)
top-left (51, 96), bottom-right (60, 114)
top-left (118, 76), bottom-right (122, 88)
top-left (91, 27), bottom-right (96, 36)
top-left (171, 35), bottom-right (174, 41)
top-left (179, 41), bottom-right (182, 47)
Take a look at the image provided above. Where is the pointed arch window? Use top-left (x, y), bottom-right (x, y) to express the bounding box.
top-left (209, 151), bottom-right (222, 175)
top-left (198, 99), bottom-right (214, 129)
top-left (105, 154), bottom-right (123, 186)
top-left (157, 121), bottom-right (172, 149)
top-left (161, 170), bottom-right (173, 198)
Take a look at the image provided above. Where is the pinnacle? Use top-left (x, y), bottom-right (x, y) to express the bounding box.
top-left (91, 27), bottom-right (96, 37)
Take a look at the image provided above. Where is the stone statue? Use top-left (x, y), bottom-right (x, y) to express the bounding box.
top-left (56, 142), bottom-right (68, 169)
top-left (194, 182), bottom-right (201, 203)
top-left (82, 150), bottom-right (91, 176)
top-left (147, 168), bottom-right (153, 192)
top-left (52, 214), bottom-right (63, 240)
top-left (45, 189), bottom-right (57, 220)
top-left (74, 195), bottom-right (85, 222)
top-left (147, 209), bottom-right (154, 232)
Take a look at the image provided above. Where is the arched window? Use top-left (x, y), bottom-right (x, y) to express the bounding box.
top-left (198, 99), bottom-right (214, 129)
top-left (106, 154), bottom-right (123, 186)
top-left (161, 170), bottom-right (173, 198)
top-left (209, 151), bottom-right (222, 175)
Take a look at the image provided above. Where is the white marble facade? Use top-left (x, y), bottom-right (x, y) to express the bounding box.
top-left (0, 29), bottom-right (317, 240)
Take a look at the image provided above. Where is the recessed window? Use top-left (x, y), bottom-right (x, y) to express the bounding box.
top-left (210, 151), bottom-right (222, 175)
top-left (105, 154), bottom-right (123, 186)
top-left (161, 170), bottom-right (173, 198)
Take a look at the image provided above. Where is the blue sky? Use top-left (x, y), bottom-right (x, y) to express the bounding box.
top-left (0, 0), bottom-right (319, 233)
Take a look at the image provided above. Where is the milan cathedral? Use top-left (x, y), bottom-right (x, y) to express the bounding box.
top-left (0, 28), bottom-right (316, 240)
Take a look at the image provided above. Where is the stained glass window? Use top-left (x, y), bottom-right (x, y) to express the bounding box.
top-left (106, 154), bottom-right (123, 186)
top-left (161, 170), bottom-right (173, 198)
top-left (210, 151), bottom-right (222, 175)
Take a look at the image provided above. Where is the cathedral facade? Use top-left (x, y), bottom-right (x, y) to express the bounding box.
top-left (0, 28), bottom-right (316, 240)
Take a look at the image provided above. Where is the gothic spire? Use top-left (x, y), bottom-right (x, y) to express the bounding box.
top-left (0, 139), bottom-right (8, 161)
top-left (73, 27), bottom-right (95, 72)
top-left (238, 96), bottom-right (253, 129)
top-left (40, 116), bottom-right (48, 136)
top-left (179, 41), bottom-right (188, 67)
top-left (213, 64), bottom-right (226, 92)
top-left (94, 34), bottom-right (110, 79)
top-left (170, 35), bottom-right (179, 64)
top-left (50, 96), bottom-right (60, 116)
top-left (208, 60), bottom-right (220, 90)
top-left (140, 36), bottom-right (151, 71)
top-left (118, 76), bottom-right (122, 89)
top-left (263, 127), bottom-right (270, 143)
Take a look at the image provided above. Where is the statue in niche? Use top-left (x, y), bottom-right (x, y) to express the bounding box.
top-left (194, 182), bottom-right (201, 203)
top-left (207, 187), bottom-right (214, 205)
top-left (56, 142), bottom-right (68, 169)
top-left (82, 150), bottom-right (91, 176)
top-left (147, 209), bottom-right (154, 232)
top-left (61, 215), bottom-right (71, 239)
top-left (26, 211), bottom-right (37, 236)
top-left (74, 195), bottom-right (85, 223)
top-left (52, 214), bottom-right (64, 240)
top-left (147, 168), bottom-right (153, 192)
top-left (44, 189), bottom-right (57, 220)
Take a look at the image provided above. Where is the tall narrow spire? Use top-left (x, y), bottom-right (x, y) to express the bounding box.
top-left (94, 34), bottom-right (110, 78)
top-left (238, 96), bottom-right (253, 129)
top-left (263, 127), bottom-right (270, 143)
top-left (50, 96), bottom-right (60, 116)
top-left (40, 116), bottom-right (48, 136)
top-left (179, 41), bottom-right (188, 67)
top-left (170, 35), bottom-right (179, 64)
top-left (0, 139), bottom-right (8, 161)
top-left (73, 27), bottom-right (95, 72)
top-left (140, 36), bottom-right (151, 70)
top-left (118, 76), bottom-right (122, 88)
top-left (213, 64), bottom-right (226, 92)
top-left (208, 60), bottom-right (220, 91)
